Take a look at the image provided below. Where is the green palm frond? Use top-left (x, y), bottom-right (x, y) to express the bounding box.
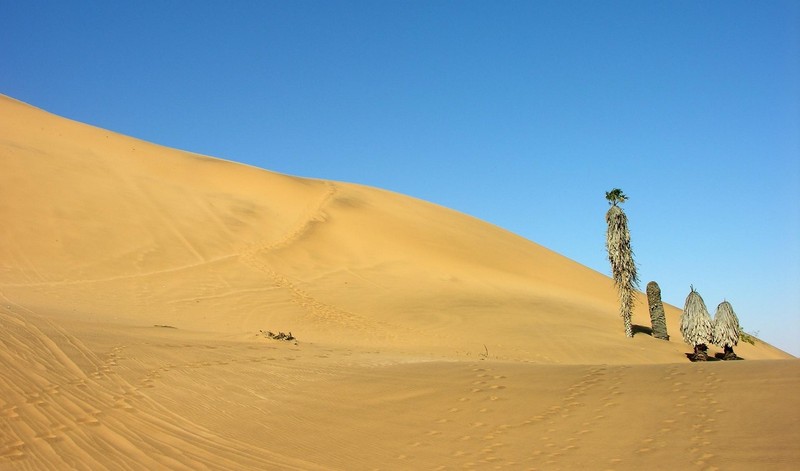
top-left (605, 188), bottom-right (628, 206)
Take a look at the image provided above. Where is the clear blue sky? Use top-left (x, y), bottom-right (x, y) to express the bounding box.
top-left (2, 1), bottom-right (798, 356)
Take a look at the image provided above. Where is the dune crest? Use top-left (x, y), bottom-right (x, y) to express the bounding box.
top-left (1, 95), bottom-right (796, 469)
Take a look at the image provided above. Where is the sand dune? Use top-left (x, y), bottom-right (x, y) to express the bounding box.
top-left (1, 94), bottom-right (797, 469)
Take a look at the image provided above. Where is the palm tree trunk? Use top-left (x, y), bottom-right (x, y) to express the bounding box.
top-left (623, 312), bottom-right (633, 338)
top-left (646, 281), bottom-right (669, 340)
top-left (692, 344), bottom-right (708, 361)
top-left (722, 345), bottom-right (738, 361)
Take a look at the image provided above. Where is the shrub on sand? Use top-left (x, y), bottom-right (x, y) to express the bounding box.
top-left (739, 329), bottom-right (758, 346)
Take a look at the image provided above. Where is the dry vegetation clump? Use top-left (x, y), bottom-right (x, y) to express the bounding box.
top-left (713, 301), bottom-right (741, 360)
top-left (739, 329), bottom-right (758, 346)
top-left (260, 330), bottom-right (297, 342)
top-left (680, 286), bottom-right (713, 361)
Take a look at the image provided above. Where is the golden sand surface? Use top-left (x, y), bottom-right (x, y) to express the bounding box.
top-left (1, 95), bottom-right (797, 470)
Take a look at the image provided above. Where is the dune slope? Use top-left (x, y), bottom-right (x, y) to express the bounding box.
top-left (1, 95), bottom-right (796, 469)
top-left (2, 95), bottom-right (787, 362)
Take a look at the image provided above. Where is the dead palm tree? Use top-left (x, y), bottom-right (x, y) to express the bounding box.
top-left (605, 188), bottom-right (638, 338)
top-left (646, 281), bottom-right (669, 340)
top-left (713, 300), bottom-right (741, 360)
top-left (680, 286), bottom-right (713, 361)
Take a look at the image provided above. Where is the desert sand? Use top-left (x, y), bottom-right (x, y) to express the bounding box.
top-left (1, 94), bottom-right (797, 470)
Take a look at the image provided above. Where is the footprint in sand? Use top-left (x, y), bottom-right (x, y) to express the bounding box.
top-left (49, 423), bottom-right (70, 433)
top-left (123, 389), bottom-right (145, 400)
top-left (1, 406), bottom-right (20, 419)
top-left (113, 398), bottom-right (136, 412)
top-left (35, 431), bottom-right (63, 443)
top-left (480, 445), bottom-right (500, 454)
top-left (76, 416), bottom-right (101, 426)
top-left (695, 453), bottom-right (716, 466)
top-left (0, 440), bottom-right (26, 461)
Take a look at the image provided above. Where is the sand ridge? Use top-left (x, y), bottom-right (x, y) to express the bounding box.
top-left (1, 95), bottom-right (797, 469)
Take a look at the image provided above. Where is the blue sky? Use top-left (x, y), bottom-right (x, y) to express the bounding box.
top-left (2, 1), bottom-right (799, 356)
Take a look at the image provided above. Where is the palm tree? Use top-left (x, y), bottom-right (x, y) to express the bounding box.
top-left (712, 300), bottom-right (741, 360)
top-left (646, 281), bottom-right (669, 340)
top-left (605, 188), bottom-right (628, 206)
top-left (605, 188), bottom-right (638, 338)
top-left (680, 286), bottom-right (713, 361)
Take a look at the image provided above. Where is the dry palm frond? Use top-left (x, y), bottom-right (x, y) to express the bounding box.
top-left (606, 205), bottom-right (639, 337)
top-left (680, 287), bottom-right (713, 346)
top-left (713, 301), bottom-right (741, 348)
top-left (605, 206), bottom-right (638, 288)
top-left (646, 281), bottom-right (669, 340)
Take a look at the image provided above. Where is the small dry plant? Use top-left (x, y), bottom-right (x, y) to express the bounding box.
top-left (260, 330), bottom-right (296, 342)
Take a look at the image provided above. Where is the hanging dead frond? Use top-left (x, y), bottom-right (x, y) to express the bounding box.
top-left (646, 281), bottom-right (669, 340)
top-left (680, 287), bottom-right (713, 346)
top-left (606, 204), bottom-right (639, 337)
top-left (713, 300), bottom-right (741, 348)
